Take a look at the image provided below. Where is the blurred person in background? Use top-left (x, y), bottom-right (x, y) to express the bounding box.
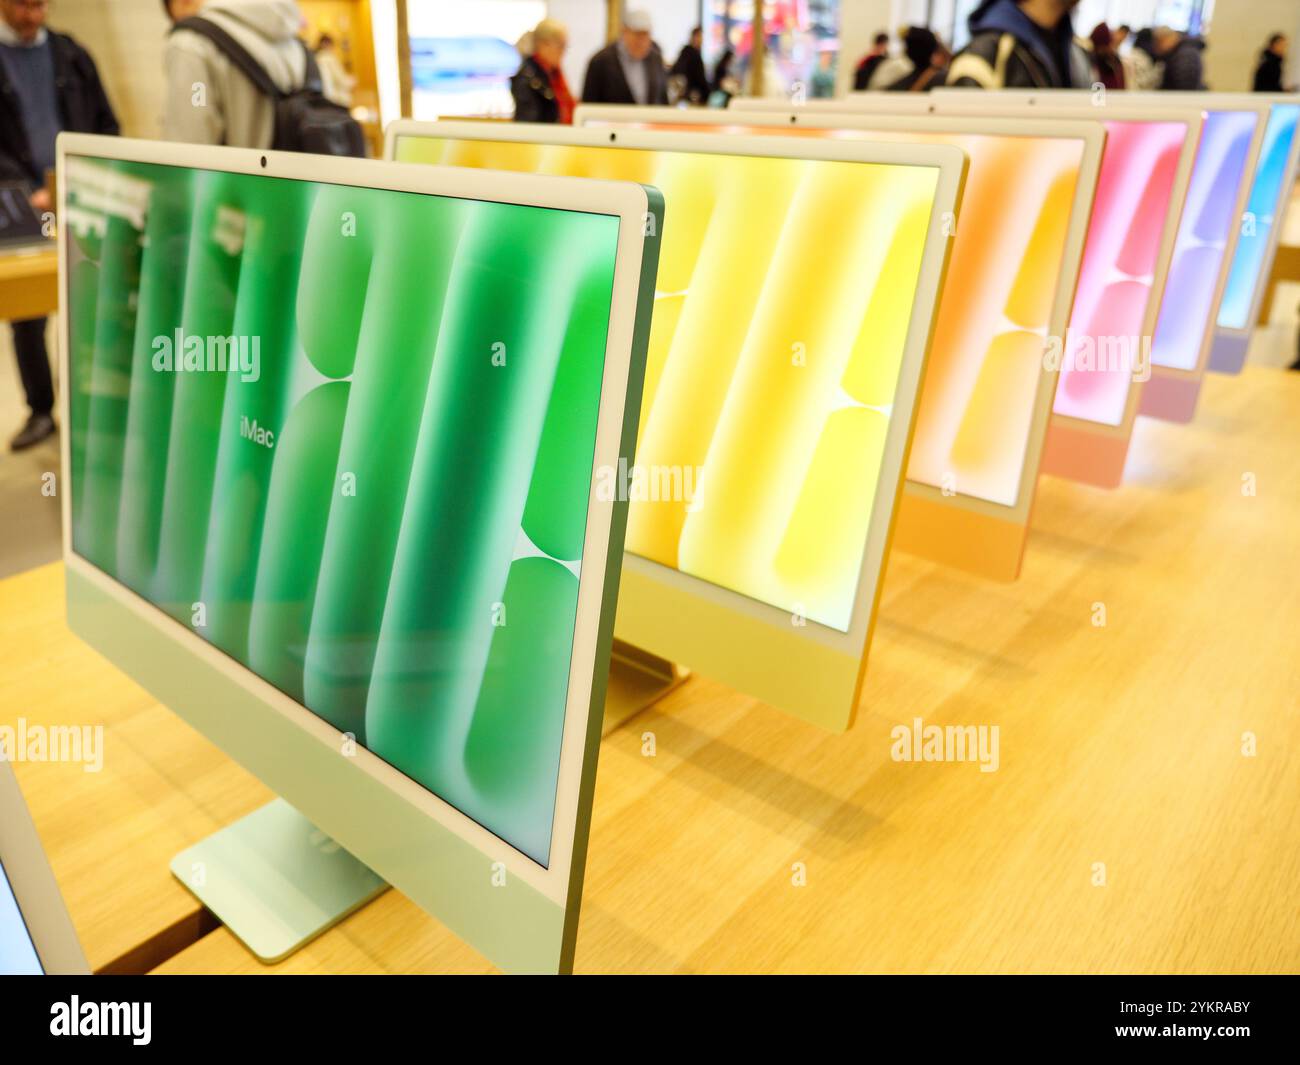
top-left (165, 0), bottom-right (204, 19)
top-left (1253, 34), bottom-right (1289, 93)
top-left (853, 32), bottom-right (889, 91)
top-left (947, 0), bottom-right (1091, 89)
top-left (315, 33), bottom-right (354, 108)
top-left (1090, 22), bottom-right (1124, 89)
top-left (581, 9), bottom-right (667, 105)
top-left (711, 48), bottom-right (737, 103)
top-left (886, 26), bottom-right (947, 92)
top-left (671, 25), bottom-right (710, 105)
top-left (867, 26), bottom-right (913, 89)
top-left (511, 18), bottom-right (572, 122)
top-left (1128, 27), bottom-right (1160, 89)
top-left (0, 0), bottom-right (118, 450)
top-left (1154, 25), bottom-right (1205, 90)
top-left (162, 0), bottom-right (310, 147)
top-left (747, 33), bottom-right (788, 98)
top-left (811, 46), bottom-right (836, 98)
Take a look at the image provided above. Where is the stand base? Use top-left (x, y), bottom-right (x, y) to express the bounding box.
top-left (171, 799), bottom-right (387, 963)
top-left (603, 638), bottom-right (689, 735)
top-left (1207, 330), bottom-right (1249, 375)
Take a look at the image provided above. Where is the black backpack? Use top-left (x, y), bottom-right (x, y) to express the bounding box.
top-left (172, 16), bottom-right (366, 157)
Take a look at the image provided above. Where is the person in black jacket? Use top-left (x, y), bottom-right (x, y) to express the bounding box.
top-left (580, 9), bottom-right (667, 106)
top-left (946, 0), bottom-right (1091, 90)
top-left (0, 0), bottom-right (118, 451)
top-left (1253, 34), bottom-right (1288, 93)
top-left (511, 19), bottom-right (574, 123)
top-left (1154, 26), bottom-right (1205, 91)
top-left (885, 27), bottom-right (948, 92)
top-left (670, 26), bottom-right (710, 105)
top-left (853, 33), bottom-right (890, 91)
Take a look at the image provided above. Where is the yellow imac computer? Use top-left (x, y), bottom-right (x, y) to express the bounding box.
top-left (387, 121), bottom-right (965, 732)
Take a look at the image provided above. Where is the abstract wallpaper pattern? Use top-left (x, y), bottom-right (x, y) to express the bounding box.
top-left (1150, 110), bottom-right (1258, 371)
top-left (840, 132), bottom-right (1084, 508)
top-left (65, 156), bottom-right (622, 866)
top-left (1217, 104), bottom-right (1300, 332)
top-left (1053, 120), bottom-right (1186, 427)
top-left (396, 136), bottom-right (941, 632)
top-left (593, 123), bottom-right (1085, 511)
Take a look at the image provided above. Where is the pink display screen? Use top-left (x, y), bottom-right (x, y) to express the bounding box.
top-left (1053, 120), bottom-right (1186, 427)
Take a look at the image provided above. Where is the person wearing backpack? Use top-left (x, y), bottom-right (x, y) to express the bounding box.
top-left (946, 0), bottom-right (1091, 89)
top-left (162, 0), bottom-right (362, 155)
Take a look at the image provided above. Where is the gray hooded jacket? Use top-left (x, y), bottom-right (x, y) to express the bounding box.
top-left (163, 0), bottom-right (307, 149)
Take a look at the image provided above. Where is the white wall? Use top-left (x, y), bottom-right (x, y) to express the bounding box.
top-left (1202, 0), bottom-right (1300, 91)
top-left (644, 0), bottom-right (700, 66)
top-left (546, 0), bottom-right (607, 94)
top-left (47, 0), bottom-right (169, 139)
top-left (835, 0), bottom-right (896, 96)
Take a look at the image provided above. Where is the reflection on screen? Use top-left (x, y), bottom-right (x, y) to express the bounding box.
top-left (396, 135), bottom-right (941, 631)
top-left (1054, 121), bottom-right (1186, 427)
top-left (0, 862), bottom-right (42, 975)
top-left (1151, 110), bottom-right (1259, 370)
top-left (1217, 104), bottom-right (1300, 331)
top-left (65, 156), bottom-right (621, 867)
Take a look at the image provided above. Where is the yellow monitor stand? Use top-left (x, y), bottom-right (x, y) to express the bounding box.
top-left (603, 639), bottom-right (690, 735)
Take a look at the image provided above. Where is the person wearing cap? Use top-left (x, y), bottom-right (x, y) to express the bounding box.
top-left (580, 9), bottom-right (668, 106)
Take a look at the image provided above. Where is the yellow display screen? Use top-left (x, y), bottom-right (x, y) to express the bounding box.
top-left (593, 121), bottom-right (1087, 510)
top-left (395, 136), bottom-right (941, 632)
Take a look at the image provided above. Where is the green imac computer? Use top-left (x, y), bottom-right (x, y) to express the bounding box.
top-left (57, 133), bottom-right (662, 974)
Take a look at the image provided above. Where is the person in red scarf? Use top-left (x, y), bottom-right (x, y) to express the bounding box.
top-left (511, 19), bottom-right (573, 124)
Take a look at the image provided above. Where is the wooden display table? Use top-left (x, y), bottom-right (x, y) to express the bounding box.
top-left (0, 245), bottom-right (57, 321)
top-left (5, 367), bottom-right (1298, 973)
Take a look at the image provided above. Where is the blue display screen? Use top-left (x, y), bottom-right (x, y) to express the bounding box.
top-left (0, 861), bottom-right (43, 975)
top-left (1217, 104), bottom-right (1300, 330)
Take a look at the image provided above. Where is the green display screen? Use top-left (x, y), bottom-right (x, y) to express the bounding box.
top-left (65, 156), bottom-right (622, 867)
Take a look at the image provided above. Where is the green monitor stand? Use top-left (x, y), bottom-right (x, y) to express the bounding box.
top-left (171, 639), bottom-right (687, 963)
top-left (170, 800), bottom-right (387, 964)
